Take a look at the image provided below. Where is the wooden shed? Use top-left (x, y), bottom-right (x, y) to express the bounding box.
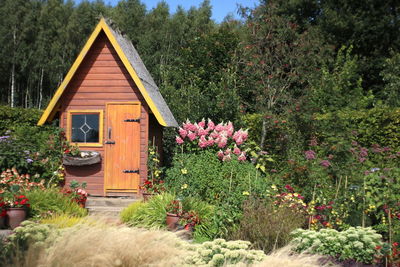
top-left (37, 18), bottom-right (177, 197)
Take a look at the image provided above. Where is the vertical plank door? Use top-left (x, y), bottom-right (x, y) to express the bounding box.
top-left (104, 103), bottom-right (141, 192)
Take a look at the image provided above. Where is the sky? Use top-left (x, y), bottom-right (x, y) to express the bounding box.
top-left (76, 0), bottom-right (259, 22)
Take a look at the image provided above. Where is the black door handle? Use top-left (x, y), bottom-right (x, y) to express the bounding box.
top-left (105, 140), bottom-right (115, 144)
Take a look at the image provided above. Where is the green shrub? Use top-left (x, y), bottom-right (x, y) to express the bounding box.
top-left (121, 193), bottom-right (216, 241)
top-left (165, 150), bottom-right (269, 207)
top-left (120, 201), bottom-right (145, 224)
top-left (24, 188), bottom-right (87, 219)
top-left (122, 193), bottom-right (176, 229)
top-left (0, 105), bottom-right (64, 184)
top-left (229, 198), bottom-right (306, 253)
top-left (0, 106), bottom-right (42, 135)
top-left (184, 238), bottom-right (266, 266)
top-left (291, 227), bottom-right (383, 264)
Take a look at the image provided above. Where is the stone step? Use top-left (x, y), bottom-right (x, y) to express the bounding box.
top-left (87, 206), bottom-right (124, 217)
top-left (86, 197), bottom-right (139, 208)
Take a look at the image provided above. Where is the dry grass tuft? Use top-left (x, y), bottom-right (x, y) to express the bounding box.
top-left (254, 245), bottom-right (338, 267)
top-left (18, 224), bottom-right (186, 267)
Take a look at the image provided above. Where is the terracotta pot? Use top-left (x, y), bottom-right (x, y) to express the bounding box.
top-left (166, 213), bottom-right (180, 230)
top-left (142, 192), bottom-right (155, 202)
top-left (7, 208), bottom-right (26, 229)
top-left (0, 216), bottom-right (5, 229)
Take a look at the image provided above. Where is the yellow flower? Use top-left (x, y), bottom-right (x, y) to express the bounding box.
top-left (181, 184), bottom-right (188, 189)
top-left (271, 185), bottom-right (277, 190)
top-left (150, 151), bottom-right (155, 155)
top-left (181, 168), bottom-right (188, 174)
top-left (153, 158), bottom-right (159, 162)
top-left (242, 191), bottom-right (250, 196)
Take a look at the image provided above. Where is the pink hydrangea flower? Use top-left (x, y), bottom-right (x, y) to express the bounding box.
top-left (187, 131), bottom-right (197, 141)
top-left (198, 118), bottom-right (206, 128)
top-left (207, 119), bottom-right (215, 130)
top-left (179, 127), bottom-right (187, 139)
top-left (238, 152), bottom-right (246, 162)
top-left (233, 145), bottom-right (241, 155)
top-left (207, 137), bottom-right (215, 146)
top-left (235, 136), bottom-right (244, 146)
top-left (197, 127), bottom-right (208, 136)
top-left (198, 136), bottom-right (208, 148)
top-left (183, 119), bottom-right (192, 131)
top-left (176, 136), bottom-right (184, 144)
top-left (226, 122), bottom-right (234, 137)
top-left (223, 154), bottom-right (231, 162)
top-left (215, 123), bottom-right (224, 132)
top-left (224, 148), bottom-right (232, 155)
top-left (217, 136), bottom-right (228, 148)
top-left (217, 150), bottom-right (224, 160)
top-left (210, 130), bottom-right (219, 139)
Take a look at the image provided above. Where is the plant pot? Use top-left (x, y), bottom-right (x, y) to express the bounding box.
top-left (0, 216), bottom-right (5, 229)
top-left (7, 208), bottom-right (26, 230)
top-left (166, 213), bottom-right (180, 230)
top-left (142, 192), bottom-right (155, 202)
top-left (63, 151), bottom-right (101, 166)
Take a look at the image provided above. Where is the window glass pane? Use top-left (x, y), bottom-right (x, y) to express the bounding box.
top-left (71, 114), bottom-right (99, 143)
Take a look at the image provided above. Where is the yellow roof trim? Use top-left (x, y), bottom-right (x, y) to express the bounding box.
top-left (38, 18), bottom-right (167, 127)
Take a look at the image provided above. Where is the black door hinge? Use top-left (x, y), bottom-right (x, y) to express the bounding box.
top-left (123, 169), bottom-right (140, 174)
top-left (124, 119), bottom-right (140, 122)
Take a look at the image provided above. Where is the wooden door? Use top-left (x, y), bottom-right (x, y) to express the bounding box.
top-left (104, 103), bottom-right (140, 193)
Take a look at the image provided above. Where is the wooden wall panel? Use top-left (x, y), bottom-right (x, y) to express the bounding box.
top-left (59, 31), bottom-right (149, 196)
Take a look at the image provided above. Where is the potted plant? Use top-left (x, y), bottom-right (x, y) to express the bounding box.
top-left (180, 210), bottom-right (201, 232)
top-left (0, 197), bottom-right (6, 229)
top-left (5, 191), bottom-right (30, 229)
top-left (141, 145), bottom-right (165, 201)
top-left (61, 180), bottom-right (88, 208)
top-left (140, 179), bottom-right (165, 202)
top-left (165, 200), bottom-right (182, 230)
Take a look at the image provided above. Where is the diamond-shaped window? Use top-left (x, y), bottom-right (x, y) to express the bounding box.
top-left (71, 113), bottom-right (99, 143)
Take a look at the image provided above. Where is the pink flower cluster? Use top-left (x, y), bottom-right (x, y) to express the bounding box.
top-left (176, 119), bottom-right (248, 162)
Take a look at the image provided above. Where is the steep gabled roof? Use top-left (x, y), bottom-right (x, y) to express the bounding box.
top-left (37, 18), bottom-right (178, 127)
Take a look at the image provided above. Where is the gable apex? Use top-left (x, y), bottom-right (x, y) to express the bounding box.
top-left (38, 18), bottom-right (177, 127)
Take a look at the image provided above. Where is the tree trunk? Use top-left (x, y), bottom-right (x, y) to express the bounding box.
top-left (259, 117), bottom-right (267, 150)
top-left (10, 27), bottom-right (16, 107)
top-left (38, 68), bottom-right (44, 109)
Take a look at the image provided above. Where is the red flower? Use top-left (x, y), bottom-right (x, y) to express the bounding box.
top-left (375, 245), bottom-right (382, 250)
top-left (394, 242), bottom-right (399, 247)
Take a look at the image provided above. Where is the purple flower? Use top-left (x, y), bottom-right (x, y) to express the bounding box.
top-left (351, 140), bottom-right (358, 146)
top-left (383, 147), bottom-right (391, 152)
top-left (304, 150), bottom-right (316, 160)
top-left (309, 137), bottom-right (318, 147)
top-left (320, 160), bottom-right (331, 168)
top-left (370, 167), bottom-right (380, 172)
top-left (0, 136), bottom-right (10, 142)
top-left (359, 157), bottom-right (367, 163)
top-left (26, 158), bottom-right (33, 164)
top-left (359, 147), bottom-right (368, 157)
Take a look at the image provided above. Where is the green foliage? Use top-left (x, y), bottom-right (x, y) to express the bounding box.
top-left (309, 46), bottom-right (372, 113)
top-left (165, 150), bottom-right (268, 206)
top-left (24, 188), bottom-right (87, 219)
top-left (291, 227), bottom-right (383, 264)
top-left (122, 193), bottom-right (175, 229)
top-left (229, 198), bottom-right (306, 253)
top-left (0, 106), bottom-right (64, 183)
top-left (381, 52), bottom-right (400, 106)
top-left (181, 197), bottom-right (215, 242)
top-left (184, 238), bottom-right (266, 266)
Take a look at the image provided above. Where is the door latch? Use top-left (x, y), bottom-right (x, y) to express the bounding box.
top-left (123, 169), bottom-right (140, 174)
top-left (105, 141), bottom-right (115, 144)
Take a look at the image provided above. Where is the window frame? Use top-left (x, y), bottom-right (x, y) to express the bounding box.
top-left (66, 109), bottom-right (104, 147)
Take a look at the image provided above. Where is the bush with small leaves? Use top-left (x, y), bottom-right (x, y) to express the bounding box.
top-left (184, 238), bottom-right (266, 266)
top-left (291, 227), bottom-right (383, 264)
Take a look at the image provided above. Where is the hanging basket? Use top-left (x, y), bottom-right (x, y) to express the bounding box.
top-left (63, 151), bottom-right (101, 166)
